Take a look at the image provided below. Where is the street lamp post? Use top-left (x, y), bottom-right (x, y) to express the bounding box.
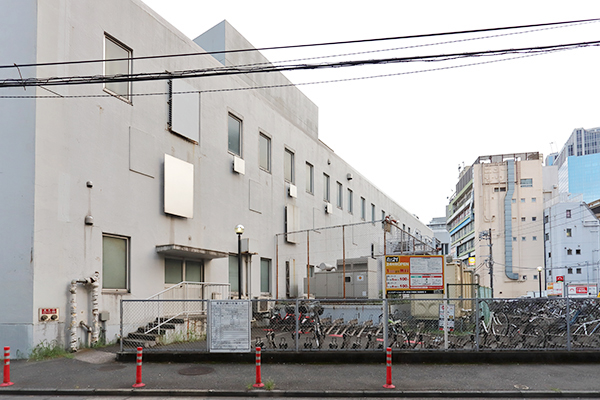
top-left (235, 225), bottom-right (244, 299)
top-left (537, 266), bottom-right (543, 298)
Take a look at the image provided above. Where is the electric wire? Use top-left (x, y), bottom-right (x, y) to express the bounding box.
top-left (2, 17), bottom-right (598, 70)
top-left (1, 41), bottom-right (594, 89)
top-left (0, 48), bottom-right (567, 99)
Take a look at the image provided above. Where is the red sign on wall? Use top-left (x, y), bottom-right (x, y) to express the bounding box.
top-left (556, 276), bottom-right (564, 282)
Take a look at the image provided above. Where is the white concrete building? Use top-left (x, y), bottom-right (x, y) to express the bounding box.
top-left (447, 153), bottom-right (545, 298)
top-left (0, 0), bottom-right (431, 356)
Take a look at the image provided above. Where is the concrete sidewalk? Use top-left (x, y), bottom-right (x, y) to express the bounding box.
top-left (2, 348), bottom-right (600, 397)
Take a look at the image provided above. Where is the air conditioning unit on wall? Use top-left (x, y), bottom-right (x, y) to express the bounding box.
top-left (233, 156), bottom-right (245, 174)
top-left (325, 202), bottom-right (332, 214)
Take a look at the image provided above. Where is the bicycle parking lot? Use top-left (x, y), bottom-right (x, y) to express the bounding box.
top-left (120, 296), bottom-right (600, 353)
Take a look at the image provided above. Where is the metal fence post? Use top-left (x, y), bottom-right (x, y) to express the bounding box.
top-left (383, 299), bottom-right (389, 351)
top-left (475, 298), bottom-right (480, 351)
top-left (295, 299), bottom-right (300, 352)
top-left (565, 289), bottom-right (571, 351)
top-left (120, 299), bottom-right (124, 352)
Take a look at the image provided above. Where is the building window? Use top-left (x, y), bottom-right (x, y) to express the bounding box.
top-left (259, 133), bottom-right (271, 172)
top-left (568, 268), bottom-right (573, 274)
top-left (228, 114), bottom-right (242, 156)
top-left (102, 234), bottom-right (129, 291)
top-left (323, 173), bottom-right (330, 202)
top-left (347, 189), bottom-right (353, 214)
top-left (545, 233), bottom-right (549, 241)
top-left (576, 268), bottom-right (582, 274)
top-left (371, 204), bottom-right (376, 223)
top-left (544, 215), bottom-right (549, 223)
top-left (567, 249), bottom-right (573, 255)
top-left (513, 237), bottom-right (517, 241)
top-left (533, 236), bottom-right (537, 241)
top-left (260, 258), bottom-right (271, 294)
top-left (500, 187), bottom-right (506, 192)
top-left (165, 259), bottom-right (204, 284)
top-left (336, 182), bottom-right (343, 208)
top-left (532, 217), bottom-right (537, 222)
top-left (520, 178), bottom-right (533, 187)
top-left (305, 163), bottom-right (314, 194)
top-left (566, 228), bottom-right (572, 237)
top-left (381, 210), bottom-right (386, 222)
top-left (494, 188), bottom-right (499, 192)
top-left (512, 199), bottom-right (516, 204)
top-left (284, 149), bottom-right (295, 183)
top-left (104, 35), bottom-right (132, 101)
top-left (532, 198), bottom-right (537, 203)
top-left (361, 197), bottom-right (366, 220)
top-left (521, 236), bottom-right (526, 241)
top-left (533, 275), bottom-right (538, 280)
top-left (566, 209), bottom-right (572, 218)
top-left (548, 252), bottom-right (551, 258)
top-left (521, 198), bottom-right (525, 203)
top-left (521, 217), bottom-right (526, 222)
top-left (576, 249), bottom-right (581, 255)
top-left (228, 255), bottom-right (240, 293)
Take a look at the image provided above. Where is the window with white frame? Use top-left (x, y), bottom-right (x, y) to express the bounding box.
top-left (164, 259), bottom-right (204, 284)
top-left (361, 197), bottom-right (366, 220)
top-left (323, 173), bottom-right (330, 202)
top-left (347, 189), bottom-right (353, 214)
top-left (336, 182), bottom-right (343, 208)
top-left (284, 149), bottom-right (295, 183)
top-left (371, 203), bottom-right (376, 223)
top-left (261, 258), bottom-right (271, 294)
top-left (228, 255), bottom-right (240, 293)
top-left (259, 133), bottom-right (271, 172)
top-left (520, 178), bottom-right (533, 188)
top-left (102, 234), bottom-right (129, 291)
top-left (306, 162), bottom-right (314, 194)
top-left (104, 35), bottom-right (132, 101)
top-left (228, 114), bottom-right (242, 156)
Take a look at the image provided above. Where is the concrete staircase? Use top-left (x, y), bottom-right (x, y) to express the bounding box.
top-left (122, 318), bottom-right (185, 349)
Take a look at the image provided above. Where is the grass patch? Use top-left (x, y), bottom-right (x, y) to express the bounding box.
top-left (29, 340), bottom-right (73, 361)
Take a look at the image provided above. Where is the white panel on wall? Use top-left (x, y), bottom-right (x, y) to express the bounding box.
top-left (285, 205), bottom-right (300, 243)
top-left (249, 180), bottom-right (261, 213)
top-left (164, 154), bottom-right (194, 218)
top-left (171, 80), bottom-right (199, 143)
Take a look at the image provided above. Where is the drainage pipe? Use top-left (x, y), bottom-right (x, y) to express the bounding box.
top-left (69, 271), bottom-right (100, 352)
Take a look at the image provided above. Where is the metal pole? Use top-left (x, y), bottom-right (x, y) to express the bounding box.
top-left (343, 225), bottom-right (346, 299)
top-left (238, 233), bottom-right (242, 299)
top-left (307, 231), bottom-right (310, 299)
top-left (538, 270), bottom-right (542, 298)
top-left (276, 236), bottom-right (279, 299)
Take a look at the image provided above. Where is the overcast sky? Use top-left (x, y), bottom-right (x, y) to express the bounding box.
top-left (142, 0), bottom-right (600, 224)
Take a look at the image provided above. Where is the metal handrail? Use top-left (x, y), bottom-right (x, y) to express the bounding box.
top-left (146, 281), bottom-right (230, 300)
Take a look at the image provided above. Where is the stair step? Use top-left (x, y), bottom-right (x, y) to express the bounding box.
top-left (155, 318), bottom-right (185, 324)
top-left (122, 338), bottom-right (157, 349)
top-left (127, 332), bottom-right (160, 341)
top-left (146, 323), bottom-right (176, 330)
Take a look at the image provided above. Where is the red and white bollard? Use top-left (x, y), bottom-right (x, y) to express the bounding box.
top-left (252, 346), bottom-right (264, 388)
top-left (383, 347), bottom-right (395, 389)
top-left (132, 347), bottom-right (145, 388)
top-left (1, 347), bottom-right (14, 387)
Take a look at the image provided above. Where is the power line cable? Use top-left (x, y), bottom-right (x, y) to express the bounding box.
top-left (2, 17), bottom-right (598, 70)
top-left (0, 48), bottom-right (565, 99)
top-left (1, 40), bottom-right (596, 88)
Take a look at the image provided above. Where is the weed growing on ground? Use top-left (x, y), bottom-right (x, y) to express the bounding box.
top-left (29, 340), bottom-right (73, 361)
top-left (264, 379), bottom-right (275, 390)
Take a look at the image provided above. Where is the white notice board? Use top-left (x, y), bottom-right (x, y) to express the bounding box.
top-left (208, 300), bottom-right (251, 352)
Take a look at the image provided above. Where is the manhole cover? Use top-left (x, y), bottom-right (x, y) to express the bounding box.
top-left (97, 364), bottom-right (127, 371)
top-left (178, 366), bottom-right (215, 376)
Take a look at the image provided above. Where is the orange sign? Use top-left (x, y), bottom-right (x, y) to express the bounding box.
top-left (385, 255), bottom-right (444, 294)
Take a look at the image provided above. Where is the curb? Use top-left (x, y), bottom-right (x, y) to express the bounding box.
top-left (1, 389), bottom-right (600, 398)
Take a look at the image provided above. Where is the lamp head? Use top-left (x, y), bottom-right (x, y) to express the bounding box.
top-left (235, 224), bottom-right (245, 235)
top-left (537, 266), bottom-right (543, 272)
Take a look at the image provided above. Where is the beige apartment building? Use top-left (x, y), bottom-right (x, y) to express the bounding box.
top-left (448, 153), bottom-right (545, 298)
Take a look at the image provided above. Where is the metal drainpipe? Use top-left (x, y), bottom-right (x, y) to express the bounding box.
top-left (90, 272), bottom-right (100, 345)
top-left (69, 280), bottom-right (78, 352)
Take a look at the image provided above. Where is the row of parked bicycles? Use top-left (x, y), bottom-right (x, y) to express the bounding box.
top-left (252, 298), bottom-right (600, 351)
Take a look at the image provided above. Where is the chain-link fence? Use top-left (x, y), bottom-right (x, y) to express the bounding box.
top-left (121, 297), bottom-right (600, 353)
top-left (276, 219), bottom-right (436, 299)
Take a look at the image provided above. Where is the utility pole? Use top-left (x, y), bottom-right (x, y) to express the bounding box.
top-left (480, 229), bottom-right (494, 298)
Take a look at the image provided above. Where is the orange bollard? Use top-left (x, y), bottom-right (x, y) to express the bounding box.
top-left (1, 347), bottom-right (14, 387)
top-left (383, 347), bottom-right (395, 389)
top-left (132, 347), bottom-right (145, 388)
top-left (252, 346), bottom-right (264, 388)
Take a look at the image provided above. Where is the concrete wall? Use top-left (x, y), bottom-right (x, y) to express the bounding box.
top-left (0, 0), bottom-right (38, 356)
top-left (2, 0), bottom-right (432, 355)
